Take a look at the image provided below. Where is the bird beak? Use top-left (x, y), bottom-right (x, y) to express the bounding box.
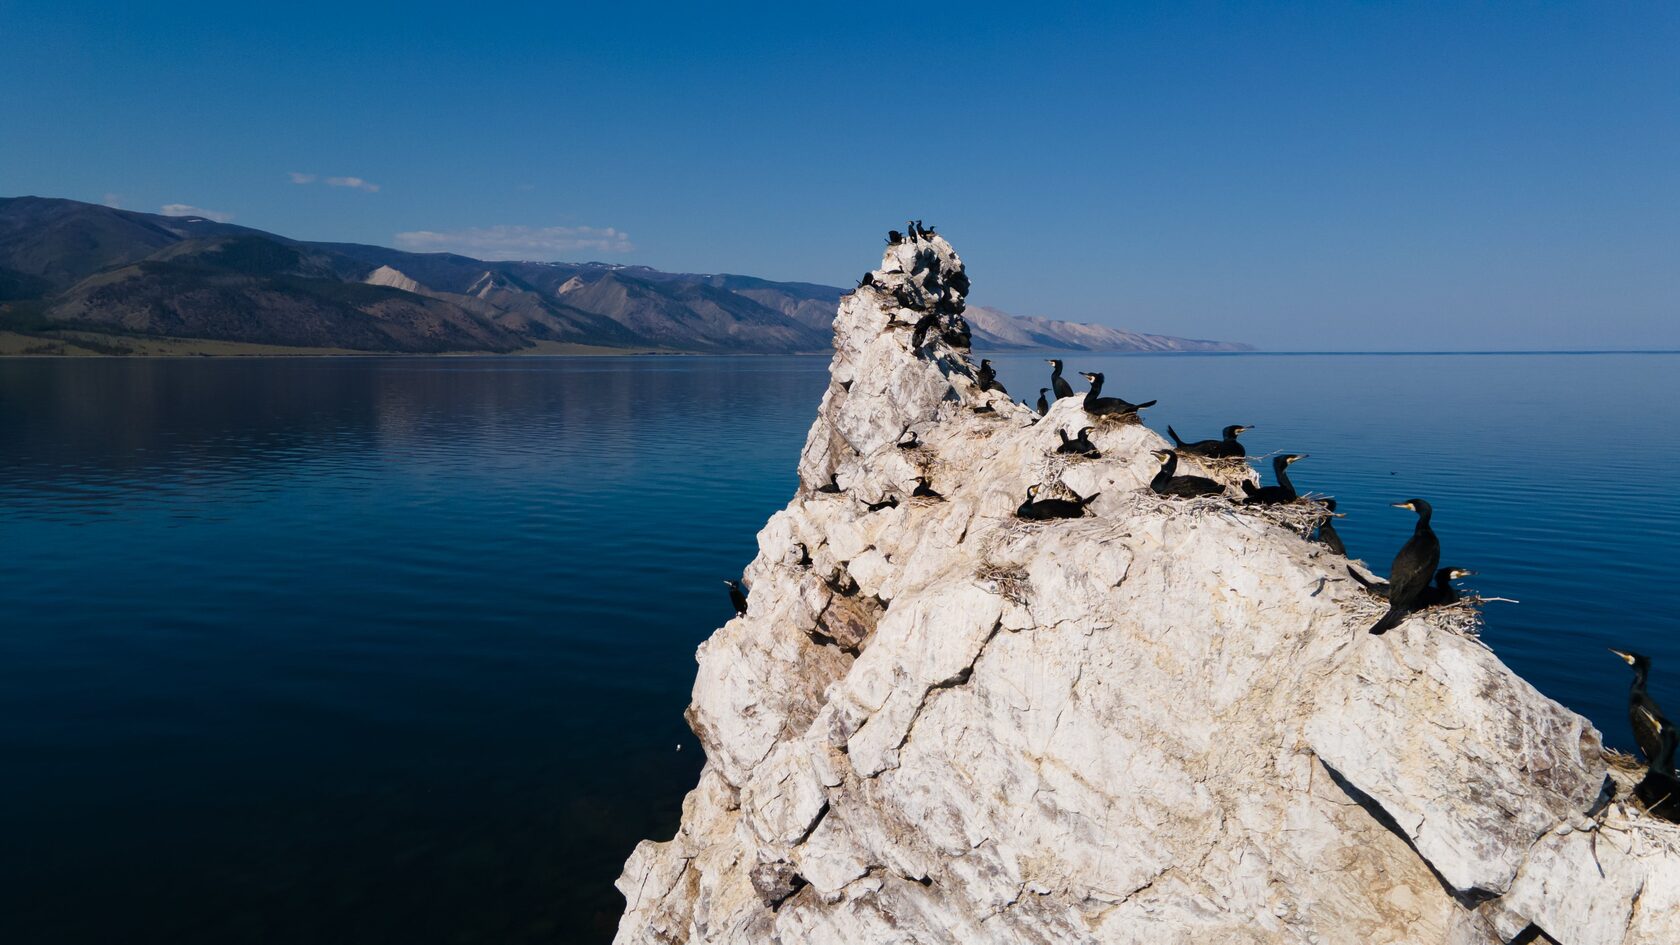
top-left (1609, 648), bottom-right (1636, 664)
top-left (1455, 570), bottom-right (1477, 578)
top-left (1391, 501), bottom-right (1413, 509)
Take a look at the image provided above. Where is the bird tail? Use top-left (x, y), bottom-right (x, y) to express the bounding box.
top-left (1369, 605), bottom-right (1406, 635)
top-left (1240, 480), bottom-right (1259, 497)
top-left (1346, 566), bottom-right (1383, 595)
top-left (1167, 425), bottom-right (1185, 447)
top-left (1134, 400), bottom-right (1158, 410)
top-left (1077, 491), bottom-right (1101, 506)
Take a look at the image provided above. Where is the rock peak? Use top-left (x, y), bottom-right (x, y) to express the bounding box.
top-left (615, 232), bottom-right (1680, 945)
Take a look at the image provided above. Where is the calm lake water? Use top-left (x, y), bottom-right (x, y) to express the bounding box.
top-left (1, 352), bottom-right (1676, 943)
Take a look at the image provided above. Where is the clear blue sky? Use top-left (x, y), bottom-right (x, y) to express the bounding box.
top-left (3, 1), bottom-right (1675, 350)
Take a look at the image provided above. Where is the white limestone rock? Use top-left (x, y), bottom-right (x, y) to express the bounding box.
top-left (614, 232), bottom-right (1680, 944)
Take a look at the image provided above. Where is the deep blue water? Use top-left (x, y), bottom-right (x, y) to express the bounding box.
top-left (0, 352), bottom-right (1676, 944)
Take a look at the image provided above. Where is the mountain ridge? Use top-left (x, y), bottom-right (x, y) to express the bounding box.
top-left (0, 196), bottom-right (1252, 355)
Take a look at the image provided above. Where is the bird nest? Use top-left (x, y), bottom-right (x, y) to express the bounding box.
top-left (1092, 410), bottom-right (1144, 426)
top-left (975, 562), bottom-right (1032, 606)
top-left (1242, 494), bottom-right (1336, 538)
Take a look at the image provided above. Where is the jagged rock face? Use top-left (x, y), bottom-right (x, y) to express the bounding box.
top-left (614, 236), bottom-right (1680, 945)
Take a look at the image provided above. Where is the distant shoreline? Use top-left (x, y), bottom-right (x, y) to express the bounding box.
top-left (2, 330), bottom-right (1674, 359)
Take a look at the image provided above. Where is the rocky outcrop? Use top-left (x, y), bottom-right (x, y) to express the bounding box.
top-left (613, 235), bottom-right (1680, 945)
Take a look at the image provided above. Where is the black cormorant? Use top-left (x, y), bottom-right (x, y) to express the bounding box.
top-left (858, 272), bottom-right (877, 289)
top-left (976, 359), bottom-right (1007, 394)
top-left (1036, 389), bottom-right (1050, 416)
top-left (1315, 498), bottom-right (1347, 556)
top-left (1015, 484), bottom-right (1099, 520)
top-left (724, 580), bottom-right (748, 616)
top-left (905, 220), bottom-right (918, 241)
top-left (896, 431), bottom-right (920, 449)
top-left (794, 543), bottom-right (812, 569)
top-left (815, 474), bottom-right (842, 494)
top-left (1047, 359), bottom-right (1074, 399)
top-left (887, 230), bottom-right (904, 245)
top-left (1635, 720), bottom-right (1680, 821)
top-left (1079, 372), bottom-right (1155, 417)
top-left (1167, 424), bottom-right (1252, 458)
top-left (972, 404), bottom-right (996, 415)
top-left (912, 476), bottom-right (944, 500)
top-left (864, 495), bottom-right (899, 512)
top-left (1369, 499), bottom-right (1442, 635)
top-left (1611, 649), bottom-right (1673, 766)
top-left (1240, 454), bottom-right (1308, 505)
top-left (1055, 427), bottom-right (1101, 458)
top-left (911, 312), bottom-right (940, 352)
top-left (1148, 450), bottom-right (1224, 498)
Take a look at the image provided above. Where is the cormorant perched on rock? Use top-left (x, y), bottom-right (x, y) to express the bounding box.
top-left (921, 223), bottom-right (937, 238)
top-left (864, 495), bottom-right (899, 512)
top-left (972, 404), bottom-right (996, 415)
top-left (1149, 450), bottom-right (1224, 498)
top-left (815, 474), bottom-right (842, 494)
top-left (1055, 427), bottom-right (1101, 458)
top-left (887, 230), bottom-right (904, 246)
top-left (724, 579), bottom-right (748, 616)
top-left (911, 476), bottom-right (944, 500)
top-left (1348, 565), bottom-right (1473, 606)
top-left (1611, 649), bottom-right (1673, 766)
top-left (1046, 359), bottom-right (1074, 399)
top-left (1036, 389), bottom-right (1050, 416)
top-left (794, 543), bottom-right (812, 568)
top-left (906, 220), bottom-right (920, 241)
top-left (896, 431), bottom-right (920, 449)
top-left (1635, 721), bottom-right (1680, 822)
top-left (858, 272), bottom-right (877, 289)
top-left (976, 359), bottom-right (1007, 394)
top-left (1315, 498), bottom-right (1347, 556)
top-left (1369, 499), bottom-right (1442, 635)
top-left (911, 312), bottom-right (940, 352)
top-left (1240, 454), bottom-right (1308, 505)
top-left (1015, 484), bottom-right (1099, 520)
top-left (1078, 372), bottom-right (1156, 416)
top-left (1168, 424), bottom-right (1252, 458)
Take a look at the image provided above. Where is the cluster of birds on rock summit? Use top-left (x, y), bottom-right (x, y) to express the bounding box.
top-left (721, 222), bottom-right (1679, 823)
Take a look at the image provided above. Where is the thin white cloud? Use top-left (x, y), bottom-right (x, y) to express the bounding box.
top-left (102, 193), bottom-right (123, 208)
top-left (159, 203), bottom-right (235, 223)
top-left (288, 172), bottom-right (317, 184)
top-left (325, 176), bottom-right (380, 192)
top-left (393, 225), bottom-right (635, 259)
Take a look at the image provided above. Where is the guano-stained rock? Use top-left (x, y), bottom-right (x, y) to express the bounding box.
top-left (614, 233), bottom-right (1680, 945)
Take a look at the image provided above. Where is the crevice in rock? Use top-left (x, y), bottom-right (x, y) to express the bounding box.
top-left (1319, 759), bottom-right (1497, 909)
top-left (790, 800), bottom-right (830, 846)
top-left (1508, 922), bottom-right (1558, 945)
top-left (891, 618), bottom-right (1005, 758)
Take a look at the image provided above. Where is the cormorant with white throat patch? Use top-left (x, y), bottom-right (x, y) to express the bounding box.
top-left (1368, 499), bottom-right (1442, 635)
top-left (724, 580), bottom-right (748, 616)
top-left (1168, 424), bottom-right (1252, 458)
top-left (1149, 450), bottom-right (1224, 498)
top-left (1015, 484), bottom-right (1099, 520)
top-left (1240, 454), bottom-right (1308, 505)
top-left (1047, 359), bottom-right (1074, 399)
top-left (1079, 372), bottom-right (1155, 417)
top-left (1610, 649), bottom-right (1674, 766)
